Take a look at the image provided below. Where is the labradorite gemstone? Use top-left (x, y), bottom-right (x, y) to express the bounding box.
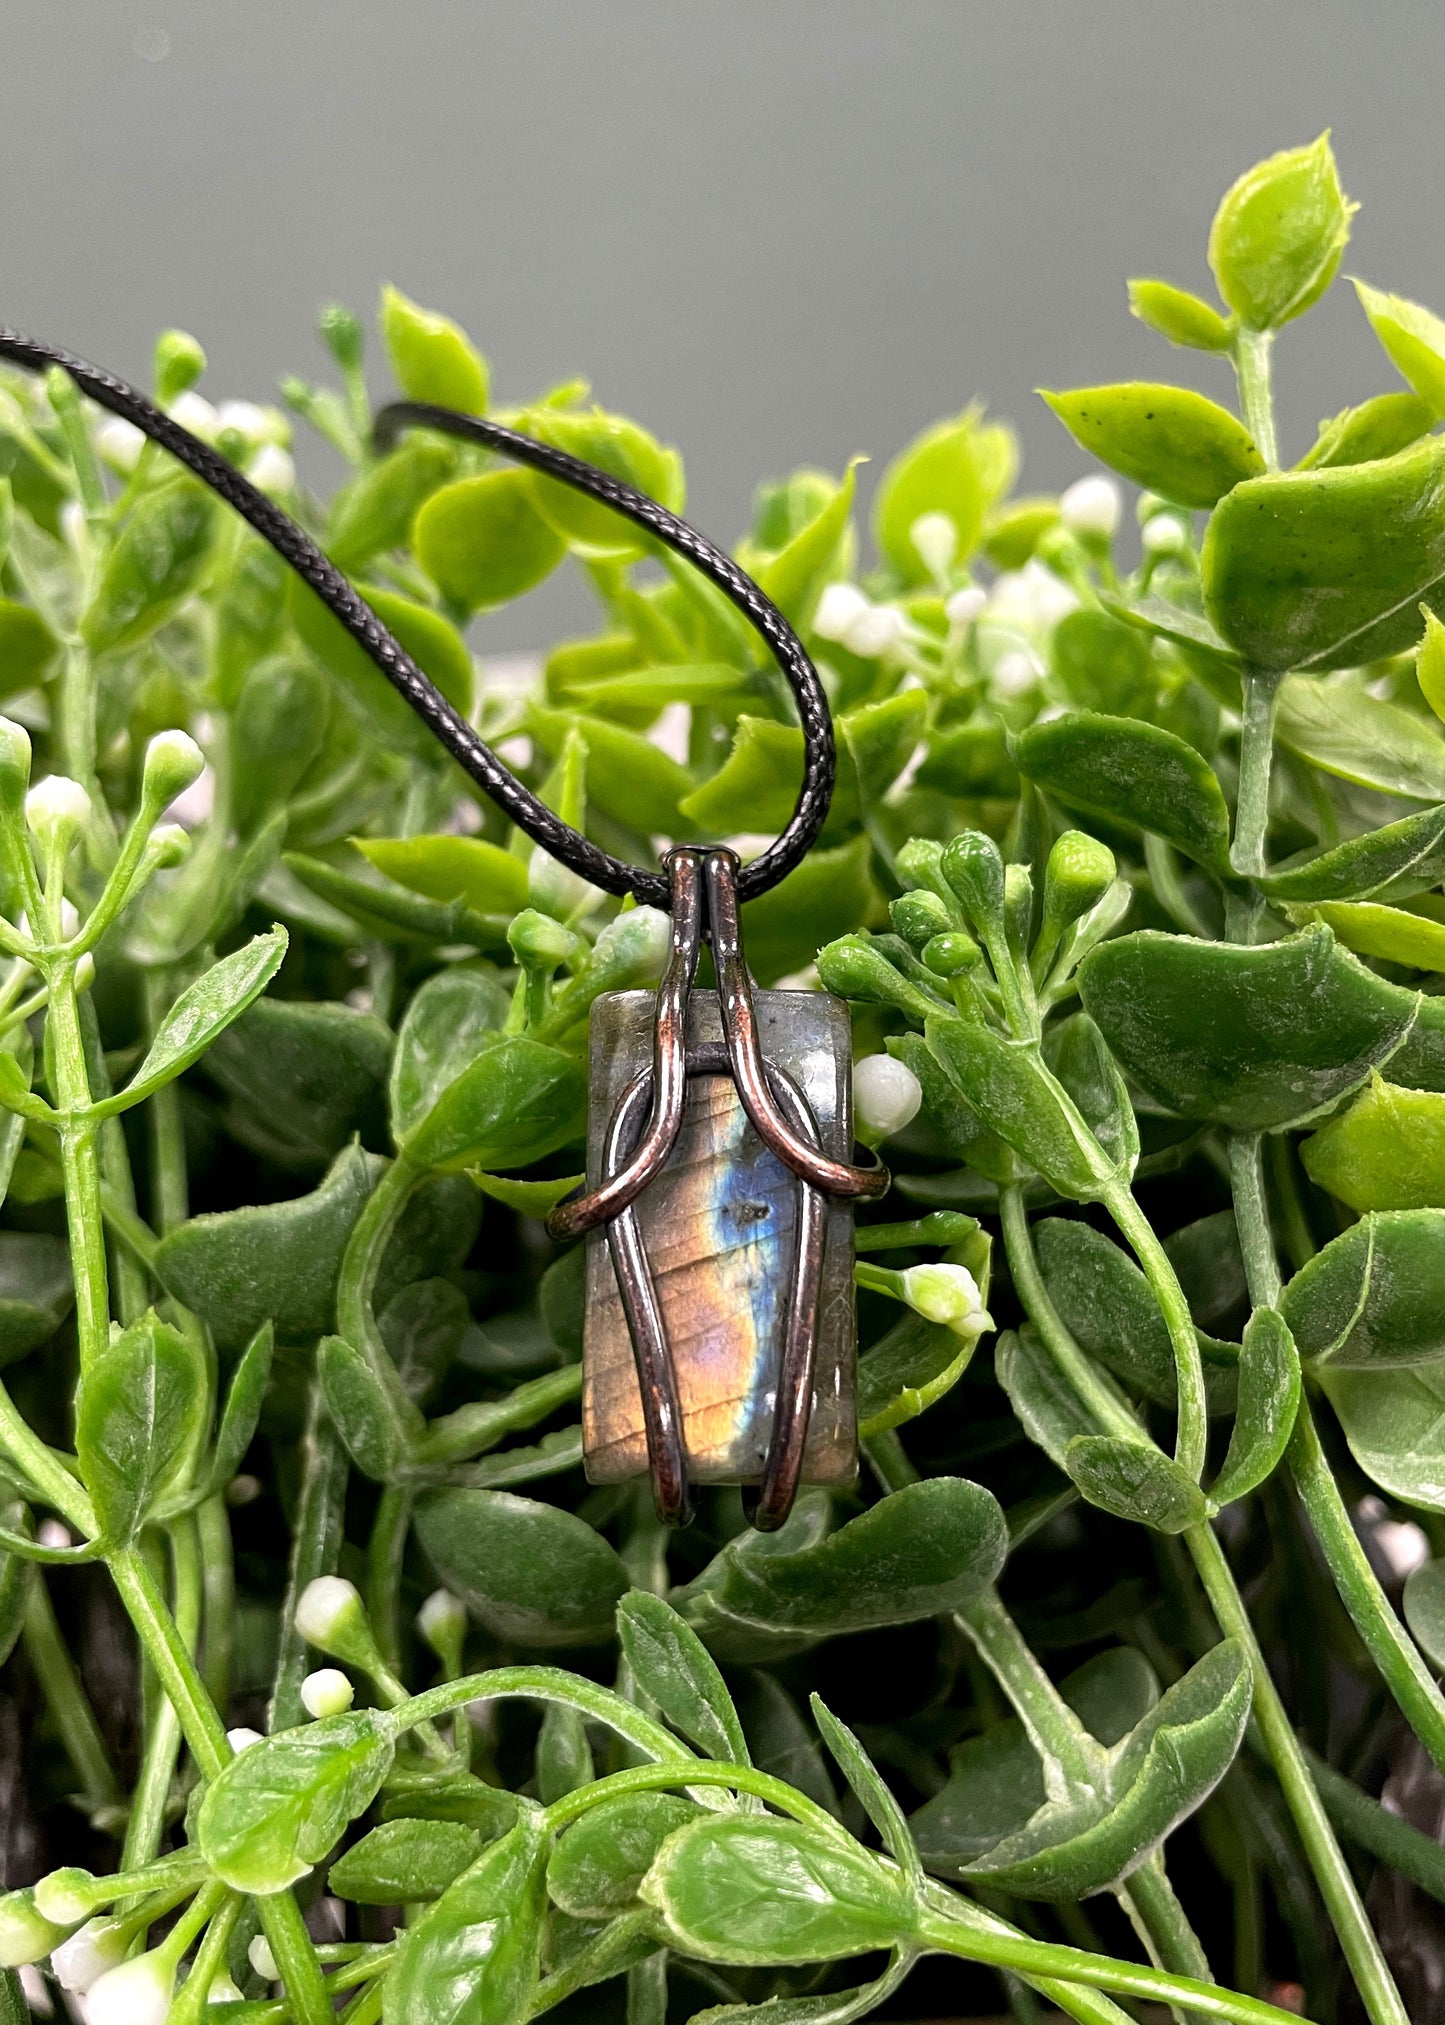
top-left (582, 988), bottom-right (857, 1488)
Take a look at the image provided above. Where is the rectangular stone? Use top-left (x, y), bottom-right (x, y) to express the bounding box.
top-left (582, 988), bottom-right (857, 1487)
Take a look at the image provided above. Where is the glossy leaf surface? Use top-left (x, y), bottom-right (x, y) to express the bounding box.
top-left (197, 1710), bottom-right (395, 1893)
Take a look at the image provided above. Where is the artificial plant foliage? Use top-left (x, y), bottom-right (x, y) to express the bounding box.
top-left (4, 131), bottom-right (1445, 2025)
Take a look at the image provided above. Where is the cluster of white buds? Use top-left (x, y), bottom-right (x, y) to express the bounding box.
top-left (985, 559), bottom-right (1079, 635)
top-left (813, 583), bottom-right (909, 660)
top-left (897, 1262), bottom-right (994, 1341)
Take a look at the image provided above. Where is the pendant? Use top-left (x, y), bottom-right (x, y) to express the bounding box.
top-left (547, 847), bottom-right (887, 1529)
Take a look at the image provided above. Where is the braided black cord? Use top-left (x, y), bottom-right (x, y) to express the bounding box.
top-left (0, 329), bottom-right (835, 906)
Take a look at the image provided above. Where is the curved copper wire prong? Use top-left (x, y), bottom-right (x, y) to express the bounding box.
top-left (547, 848), bottom-right (704, 1242)
top-left (704, 850), bottom-right (890, 1201)
top-left (601, 1066), bottom-right (693, 1527)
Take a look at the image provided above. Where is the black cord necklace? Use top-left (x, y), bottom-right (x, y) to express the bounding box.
top-left (0, 329), bottom-right (888, 1526)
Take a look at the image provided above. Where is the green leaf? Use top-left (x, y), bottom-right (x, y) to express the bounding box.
top-left (95, 929), bottom-right (288, 1118)
top-left (414, 1489), bottom-right (628, 1646)
top-left (357, 836), bottom-right (530, 918)
top-left (1042, 1012), bottom-right (1140, 1182)
top-left (155, 1141), bottom-right (380, 1354)
top-left (740, 836), bottom-right (879, 987)
top-left (682, 1478), bottom-right (1007, 1642)
top-left (319, 1334), bottom-right (420, 1483)
top-left (757, 461), bottom-right (859, 627)
top-left (962, 1642), bottom-right (1251, 1899)
top-left (1049, 609), bottom-right (1155, 717)
top-left (616, 1590), bottom-right (750, 1763)
top-left (205, 997), bottom-right (392, 1169)
top-left (389, 966), bottom-right (511, 1144)
top-left (1302, 1076), bottom-right (1445, 1212)
top-left (677, 717), bottom-right (802, 836)
top-left (288, 576), bottom-right (474, 748)
top-left (857, 1313), bottom-right (978, 1438)
top-left (547, 1794), bottom-right (701, 1918)
top-left (0, 600), bottom-right (58, 697)
top-left (526, 408), bottom-right (684, 561)
top-left (925, 1017), bottom-right (1120, 1202)
top-left (1203, 441), bottom-right (1445, 671)
top-left (197, 1709), bottom-right (396, 1893)
top-left (915, 718), bottom-right (1019, 800)
top-left (810, 1697), bottom-right (921, 1882)
top-left (1040, 384), bottom-right (1263, 508)
top-left (1034, 1219), bottom-right (1237, 1413)
top-left (997, 1322), bottom-right (1128, 1469)
top-left (207, 1321), bottom-right (274, 1490)
top-left (76, 1312), bottom-right (208, 1540)
top-left (1063, 1435), bottom-right (1209, 1533)
top-left (1209, 1308), bottom-right (1301, 1506)
top-left (400, 1035), bottom-right (586, 1173)
top-left (0, 1233), bottom-right (73, 1368)
top-left (413, 471), bottom-right (566, 613)
top-left (873, 408), bottom-right (1014, 584)
top-left (81, 479), bottom-right (218, 654)
top-left (381, 285), bottom-right (489, 412)
top-left (641, 1815), bottom-right (911, 1966)
top-left (1298, 391), bottom-right (1435, 470)
top-left (326, 436), bottom-right (457, 571)
top-left (1354, 281), bottom-right (1445, 417)
top-left (1281, 1210), bottom-right (1445, 1367)
top-left (282, 851), bottom-right (507, 950)
top-left (1208, 134), bottom-right (1353, 329)
top-left (212, 534), bottom-right (287, 706)
top-left (983, 497), bottom-right (1060, 569)
top-left (1078, 924), bottom-right (1417, 1130)
top-left (1301, 900), bottom-right (1445, 971)
top-left (230, 655), bottom-right (329, 837)
top-left (330, 1819), bottom-right (481, 1904)
top-left (1015, 710), bottom-right (1231, 875)
top-left (1403, 1560), bottom-right (1445, 1669)
top-left (529, 706), bottom-right (691, 836)
top-left (1318, 1361), bottom-right (1445, 1509)
top-left (1274, 674), bottom-right (1445, 799)
top-left (1260, 805), bottom-right (1445, 902)
top-left (1127, 279), bottom-right (1234, 352)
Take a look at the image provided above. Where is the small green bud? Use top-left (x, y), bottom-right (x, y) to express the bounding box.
top-left (319, 304), bottom-right (365, 375)
top-left (294, 1574), bottom-right (384, 1672)
top-left (922, 930), bottom-right (982, 978)
top-left (149, 824), bottom-right (191, 869)
top-left (889, 889), bottom-right (953, 951)
top-left (815, 934), bottom-right (939, 1023)
top-left (898, 1262), bottom-right (994, 1340)
top-left (43, 364), bottom-right (81, 423)
top-left (1043, 831), bottom-right (1117, 936)
top-left (589, 905), bottom-right (672, 986)
top-left (1004, 862), bottom-right (1034, 949)
top-left (153, 330), bottom-right (206, 407)
top-left (140, 729), bottom-right (205, 812)
top-left (941, 831), bottom-right (1006, 934)
top-left (0, 717), bottom-right (32, 812)
top-left (0, 1888), bottom-right (68, 1967)
top-left (33, 1867), bottom-right (96, 1926)
top-left (508, 907), bottom-right (584, 973)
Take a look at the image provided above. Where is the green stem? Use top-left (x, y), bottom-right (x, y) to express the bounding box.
top-left (56, 639), bottom-right (102, 811)
top-left (21, 1568), bottom-right (121, 1808)
top-left (1229, 666), bottom-right (1281, 897)
top-left (143, 970), bottom-right (189, 1233)
top-left (1104, 1184), bottom-right (1209, 1481)
top-left (1227, 1133), bottom-right (1282, 1309)
top-left (1306, 1747), bottom-right (1445, 1905)
top-left (1288, 1397), bottom-right (1445, 1779)
top-left (366, 1484), bottom-right (412, 1674)
top-left (121, 1516), bottom-right (203, 1878)
top-left (197, 1491), bottom-right (235, 1713)
top-left (955, 1588), bottom-right (1101, 1794)
top-left (170, 1892), bottom-right (242, 2025)
top-left (1233, 328), bottom-right (1279, 471)
top-left (0, 1373), bottom-right (95, 1531)
top-left (1143, 834), bottom-right (1211, 939)
top-left (998, 1186), bottom-right (1142, 1443)
top-left (269, 1377), bottom-right (349, 1732)
top-left (45, 962), bottom-right (110, 1369)
top-left (336, 1154), bottom-right (422, 1355)
top-left (1121, 1857), bottom-right (1213, 2025)
top-left (108, 1544), bottom-right (228, 1774)
top-left (397, 1665), bottom-right (701, 1772)
top-left (1187, 1521), bottom-right (1408, 2025)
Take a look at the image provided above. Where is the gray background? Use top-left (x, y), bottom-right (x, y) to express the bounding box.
top-left (2, 0), bottom-right (1440, 647)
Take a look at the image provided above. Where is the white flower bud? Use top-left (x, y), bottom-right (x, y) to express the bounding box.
top-left (909, 510), bottom-right (958, 579)
top-left (217, 399), bottom-right (289, 447)
top-left (993, 649), bottom-right (1038, 699)
top-left (33, 1869), bottom-right (95, 1926)
top-left (149, 822), bottom-right (192, 868)
top-left (61, 500), bottom-right (88, 552)
top-left (142, 729), bottom-right (205, 813)
top-left (95, 416), bottom-right (146, 475)
top-left (247, 444), bottom-right (296, 499)
top-left (416, 1587), bottom-right (467, 1654)
top-left (207, 1970), bottom-right (245, 2004)
top-left (898, 1263), bottom-right (994, 1340)
top-left (1060, 475), bottom-right (1122, 539)
top-left (843, 602), bottom-right (908, 660)
top-left (36, 1518), bottom-right (72, 1550)
top-left (0, 718), bottom-right (31, 803)
top-left (944, 584), bottom-right (987, 628)
top-left (593, 904), bottom-right (672, 981)
top-left (75, 951), bottom-right (96, 991)
top-left (248, 1935), bottom-right (280, 1983)
top-left (987, 559), bottom-right (1078, 633)
top-left (166, 391), bottom-right (220, 443)
top-left (24, 775), bottom-right (91, 849)
top-left (300, 1667), bottom-right (355, 1719)
top-left (0, 1891), bottom-right (65, 1968)
top-left (86, 1948), bottom-right (175, 2025)
top-left (1141, 513), bottom-right (1188, 556)
top-left (1376, 1519), bottom-right (1431, 1579)
top-left (812, 582), bottom-right (870, 644)
top-left (52, 1916), bottom-right (129, 1993)
top-left (853, 1055), bottom-right (922, 1139)
top-left (225, 1726), bottom-right (264, 1753)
